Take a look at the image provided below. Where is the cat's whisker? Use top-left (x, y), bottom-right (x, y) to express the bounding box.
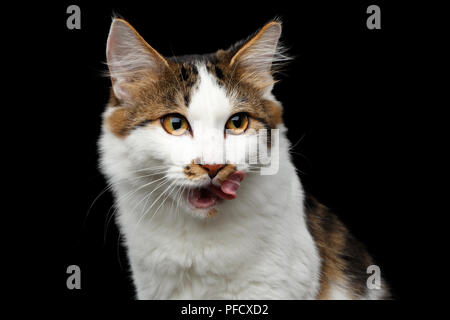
top-left (130, 170), bottom-right (169, 181)
top-left (113, 175), bottom-right (169, 211)
top-left (104, 205), bottom-right (118, 244)
top-left (136, 178), bottom-right (174, 221)
top-left (84, 182), bottom-right (115, 230)
top-left (135, 180), bottom-right (178, 229)
top-left (134, 179), bottom-right (171, 222)
top-left (88, 174), bottom-right (163, 238)
top-left (116, 230), bottom-right (124, 271)
top-left (148, 182), bottom-right (179, 224)
top-left (103, 172), bottom-right (171, 236)
top-left (170, 182), bottom-right (185, 214)
top-left (103, 179), bottom-right (165, 244)
top-left (289, 134), bottom-right (306, 151)
top-left (128, 165), bottom-right (169, 173)
top-left (174, 182), bottom-right (187, 220)
top-left (103, 176), bottom-right (170, 243)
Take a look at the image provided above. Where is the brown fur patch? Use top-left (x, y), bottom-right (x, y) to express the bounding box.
top-left (184, 162), bottom-right (206, 180)
top-left (213, 49), bottom-right (284, 130)
top-left (207, 208), bottom-right (218, 217)
top-left (105, 60), bottom-right (198, 137)
top-left (304, 194), bottom-right (384, 299)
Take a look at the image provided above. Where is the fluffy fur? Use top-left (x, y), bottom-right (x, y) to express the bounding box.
top-left (99, 18), bottom-right (389, 299)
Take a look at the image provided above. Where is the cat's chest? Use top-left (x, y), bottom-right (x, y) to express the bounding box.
top-left (124, 216), bottom-right (262, 276)
top-left (123, 215), bottom-right (319, 299)
top-left (126, 227), bottom-right (263, 299)
top-left (129, 243), bottom-right (311, 299)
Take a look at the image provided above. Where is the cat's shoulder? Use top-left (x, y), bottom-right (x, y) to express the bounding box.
top-left (303, 193), bottom-right (390, 299)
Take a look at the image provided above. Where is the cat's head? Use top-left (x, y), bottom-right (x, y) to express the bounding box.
top-left (100, 18), bottom-right (289, 218)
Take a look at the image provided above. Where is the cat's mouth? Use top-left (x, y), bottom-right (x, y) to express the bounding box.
top-left (187, 171), bottom-right (245, 209)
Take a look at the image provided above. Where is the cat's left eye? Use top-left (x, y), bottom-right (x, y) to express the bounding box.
top-left (161, 114), bottom-right (189, 136)
top-left (225, 113), bottom-right (249, 135)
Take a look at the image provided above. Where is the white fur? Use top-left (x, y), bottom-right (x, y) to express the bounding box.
top-left (326, 281), bottom-right (353, 300)
top-left (99, 65), bottom-right (325, 299)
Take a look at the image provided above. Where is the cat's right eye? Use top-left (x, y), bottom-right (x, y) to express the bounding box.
top-left (161, 114), bottom-right (190, 136)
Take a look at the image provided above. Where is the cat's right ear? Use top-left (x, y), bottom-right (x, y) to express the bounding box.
top-left (106, 19), bottom-right (168, 102)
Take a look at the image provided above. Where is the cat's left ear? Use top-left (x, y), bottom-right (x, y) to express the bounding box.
top-left (106, 18), bottom-right (169, 102)
top-left (230, 21), bottom-right (286, 93)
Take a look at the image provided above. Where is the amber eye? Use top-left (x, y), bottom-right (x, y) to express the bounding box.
top-left (161, 114), bottom-right (189, 136)
top-left (225, 113), bottom-right (249, 134)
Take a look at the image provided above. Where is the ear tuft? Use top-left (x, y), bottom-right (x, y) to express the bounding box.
top-left (106, 19), bottom-right (168, 101)
top-left (230, 21), bottom-right (290, 92)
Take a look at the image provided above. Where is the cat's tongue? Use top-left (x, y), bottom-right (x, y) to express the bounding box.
top-left (210, 171), bottom-right (246, 200)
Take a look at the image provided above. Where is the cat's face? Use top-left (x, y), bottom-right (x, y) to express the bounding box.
top-left (101, 19), bottom-right (287, 218)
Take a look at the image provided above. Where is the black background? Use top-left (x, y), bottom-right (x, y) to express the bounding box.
top-left (19, 0), bottom-right (438, 303)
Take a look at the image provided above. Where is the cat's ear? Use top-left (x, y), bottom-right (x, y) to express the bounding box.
top-left (230, 21), bottom-right (286, 93)
top-left (106, 18), bottom-right (168, 102)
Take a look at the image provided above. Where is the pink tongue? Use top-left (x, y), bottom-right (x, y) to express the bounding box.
top-left (221, 171), bottom-right (245, 196)
top-left (210, 171), bottom-right (246, 200)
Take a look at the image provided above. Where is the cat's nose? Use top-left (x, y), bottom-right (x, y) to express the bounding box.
top-left (200, 164), bottom-right (225, 179)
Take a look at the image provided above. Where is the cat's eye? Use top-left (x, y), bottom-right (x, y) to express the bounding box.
top-left (161, 114), bottom-right (189, 136)
top-left (225, 113), bottom-right (249, 135)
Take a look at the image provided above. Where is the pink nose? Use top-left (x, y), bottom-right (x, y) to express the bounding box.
top-left (200, 164), bottom-right (225, 178)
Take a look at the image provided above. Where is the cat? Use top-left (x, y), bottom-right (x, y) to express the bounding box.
top-left (99, 18), bottom-right (390, 299)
